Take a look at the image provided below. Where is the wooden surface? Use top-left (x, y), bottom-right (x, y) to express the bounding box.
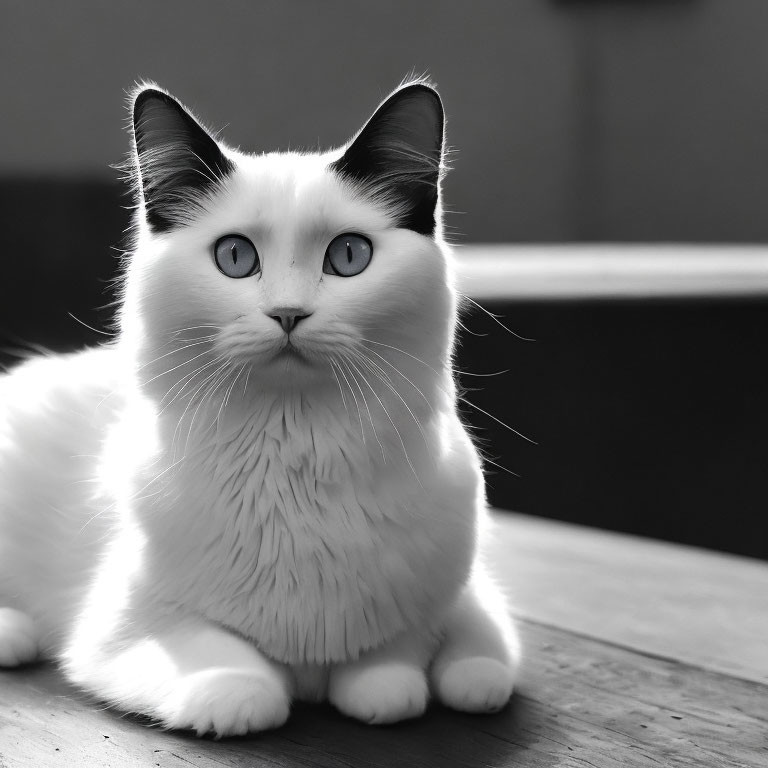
top-left (485, 512), bottom-right (768, 684)
top-left (1, 512), bottom-right (767, 767)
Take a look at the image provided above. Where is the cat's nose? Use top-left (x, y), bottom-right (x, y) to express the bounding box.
top-left (268, 308), bottom-right (312, 334)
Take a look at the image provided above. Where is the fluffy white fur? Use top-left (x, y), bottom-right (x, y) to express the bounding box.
top-left (0, 81), bottom-right (520, 736)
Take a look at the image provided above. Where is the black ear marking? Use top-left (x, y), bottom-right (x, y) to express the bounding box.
top-left (330, 83), bottom-right (445, 236)
top-left (132, 88), bottom-right (234, 233)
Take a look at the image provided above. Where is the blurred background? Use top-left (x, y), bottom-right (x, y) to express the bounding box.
top-left (1, 0), bottom-right (766, 558)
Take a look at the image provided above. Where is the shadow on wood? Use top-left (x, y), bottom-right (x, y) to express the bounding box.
top-left (1, 616), bottom-right (765, 767)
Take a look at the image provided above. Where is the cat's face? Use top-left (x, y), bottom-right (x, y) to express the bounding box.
top-left (123, 82), bottom-right (454, 401)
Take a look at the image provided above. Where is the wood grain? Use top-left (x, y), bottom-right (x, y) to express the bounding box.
top-left (1, 619), bottom-right (766, 767)
top-left (486, 511), bottom-right (768, 684)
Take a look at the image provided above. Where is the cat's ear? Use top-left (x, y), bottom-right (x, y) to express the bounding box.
top-left (330, 82), bottom-right (445, 236)
top-left (131, 86), bottom-right (234, 233)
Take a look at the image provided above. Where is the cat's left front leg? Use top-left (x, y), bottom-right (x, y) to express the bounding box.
top-left (430, 568), bottom-right (521, 714)
top-left (328, 630), bottom-right (437, 724)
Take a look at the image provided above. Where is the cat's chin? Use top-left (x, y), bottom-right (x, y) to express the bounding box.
top-left (238, 346), bottom-right (329, 388)
top-left (273, 346), bottom-right (307, 362)
top-left (267, 346), bottom-right (315, 370)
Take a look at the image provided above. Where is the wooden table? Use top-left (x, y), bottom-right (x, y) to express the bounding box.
top-left (1, 513), bottom-right (766, 767)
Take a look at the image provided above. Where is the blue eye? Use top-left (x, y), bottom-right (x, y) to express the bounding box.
top-left (323, 234), bottom-right (372, 277)
top-left (214, 235), bottom-right (260, 278)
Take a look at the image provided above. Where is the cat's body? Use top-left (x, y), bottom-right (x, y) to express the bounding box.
top-left (0, 81), bottom-right (520, 735)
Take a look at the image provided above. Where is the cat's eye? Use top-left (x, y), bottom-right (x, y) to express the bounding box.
top-left (323, 234), bottom-right (372, 277)
top-left (214, 235), bottom-right (260, 278)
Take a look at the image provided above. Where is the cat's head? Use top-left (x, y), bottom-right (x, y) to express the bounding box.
top-left (121, 80), bottom-right (456, 406)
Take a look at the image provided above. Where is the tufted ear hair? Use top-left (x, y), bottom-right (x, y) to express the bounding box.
top-left (131, 86), bottom-right (234, 233)
top-left (330, 82), bottom-right (445, 237)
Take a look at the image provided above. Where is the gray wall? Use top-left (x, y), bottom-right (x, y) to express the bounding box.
top-left (2, 0), bottom-right (768, 242)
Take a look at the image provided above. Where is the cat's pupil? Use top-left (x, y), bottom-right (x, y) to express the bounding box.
top-left (214, 235), bottom-right (258, 278)
top-left (323, 233), bottom-right (372, 277)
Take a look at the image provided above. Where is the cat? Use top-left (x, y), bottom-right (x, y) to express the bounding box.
top-left (0, 79), bottom-right (520, 736)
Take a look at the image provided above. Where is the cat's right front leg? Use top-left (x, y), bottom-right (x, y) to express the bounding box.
top-left (61, 618), bottom-right (292, 737)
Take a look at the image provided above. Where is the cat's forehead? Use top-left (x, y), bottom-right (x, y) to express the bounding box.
top-left (217, 150), bottom-right (393, 239)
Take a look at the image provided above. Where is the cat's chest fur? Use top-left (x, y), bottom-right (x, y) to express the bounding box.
top-left (136, 393), bottom-right (473, 665)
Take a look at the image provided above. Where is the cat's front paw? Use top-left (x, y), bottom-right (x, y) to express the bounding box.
top-left (158, 669), bottom-right (291, 737)
top-left (329, 662), bottom-right (428, 725)
top-left (433, 657), bottom-right (514, 713)
top-left (0, 608), bottom-right (39, 667)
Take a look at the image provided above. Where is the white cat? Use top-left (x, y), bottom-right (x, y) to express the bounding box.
top-left (0, 79), bottom-right (520, 736)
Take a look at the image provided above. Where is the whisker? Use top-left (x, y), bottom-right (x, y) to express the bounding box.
top-left (462, 296), bottom-right (535, 342)
top-left (456, 369), bottom-right (510, 378)
top-left (217, 364), bottom-right (245, 426)
top-left (80, 454), bottom-right (187, 534)
top-left (479, 454), bottom-right (521, 478)
top-left (67, 312), bottom-right (116, 338)
top-left (137, 337), bottom-right (217, 373)
top-left (356, 346), bottom-right (435, 413)
top-left (167, 324), bottom-right (222, 337)
top-left (342, 355), bottom-right (385, 461)
top-left (329, 360), bottom-right (350, 418)
top-left (350, 351), bottom-right (430, 453)
top-left (181, 366), bottom-right (235, 458)
top-left (360, 338), bottom-right (443, 377)
top-left (242, 363), bottom-right (253, 397)
top-left (171, 359), bottom-right (230, 458)
top-left (143, 348), bottom-right (214, 385)
top-left (351, 348), bottom-right (393, 385)
top-left (343, 356), bottom-right (421, 486)
top-left (159, 356), bottom-right (225, 412)
top-left (335, 358), bottom-right (366, 443)
top-left (456, 318), bottom-right (488, 338)
top-left (459, 397), bottom-right (537, 445)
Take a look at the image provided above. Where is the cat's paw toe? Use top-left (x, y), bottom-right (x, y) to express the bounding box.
top-left (160, 669), bottom-right (291, 737)
top-left (434, 657), bottom-right (514, 713)
top-left (330, 663), bottom-right (428, 725)
top-left (0, 608), bottom-right (39, 667)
